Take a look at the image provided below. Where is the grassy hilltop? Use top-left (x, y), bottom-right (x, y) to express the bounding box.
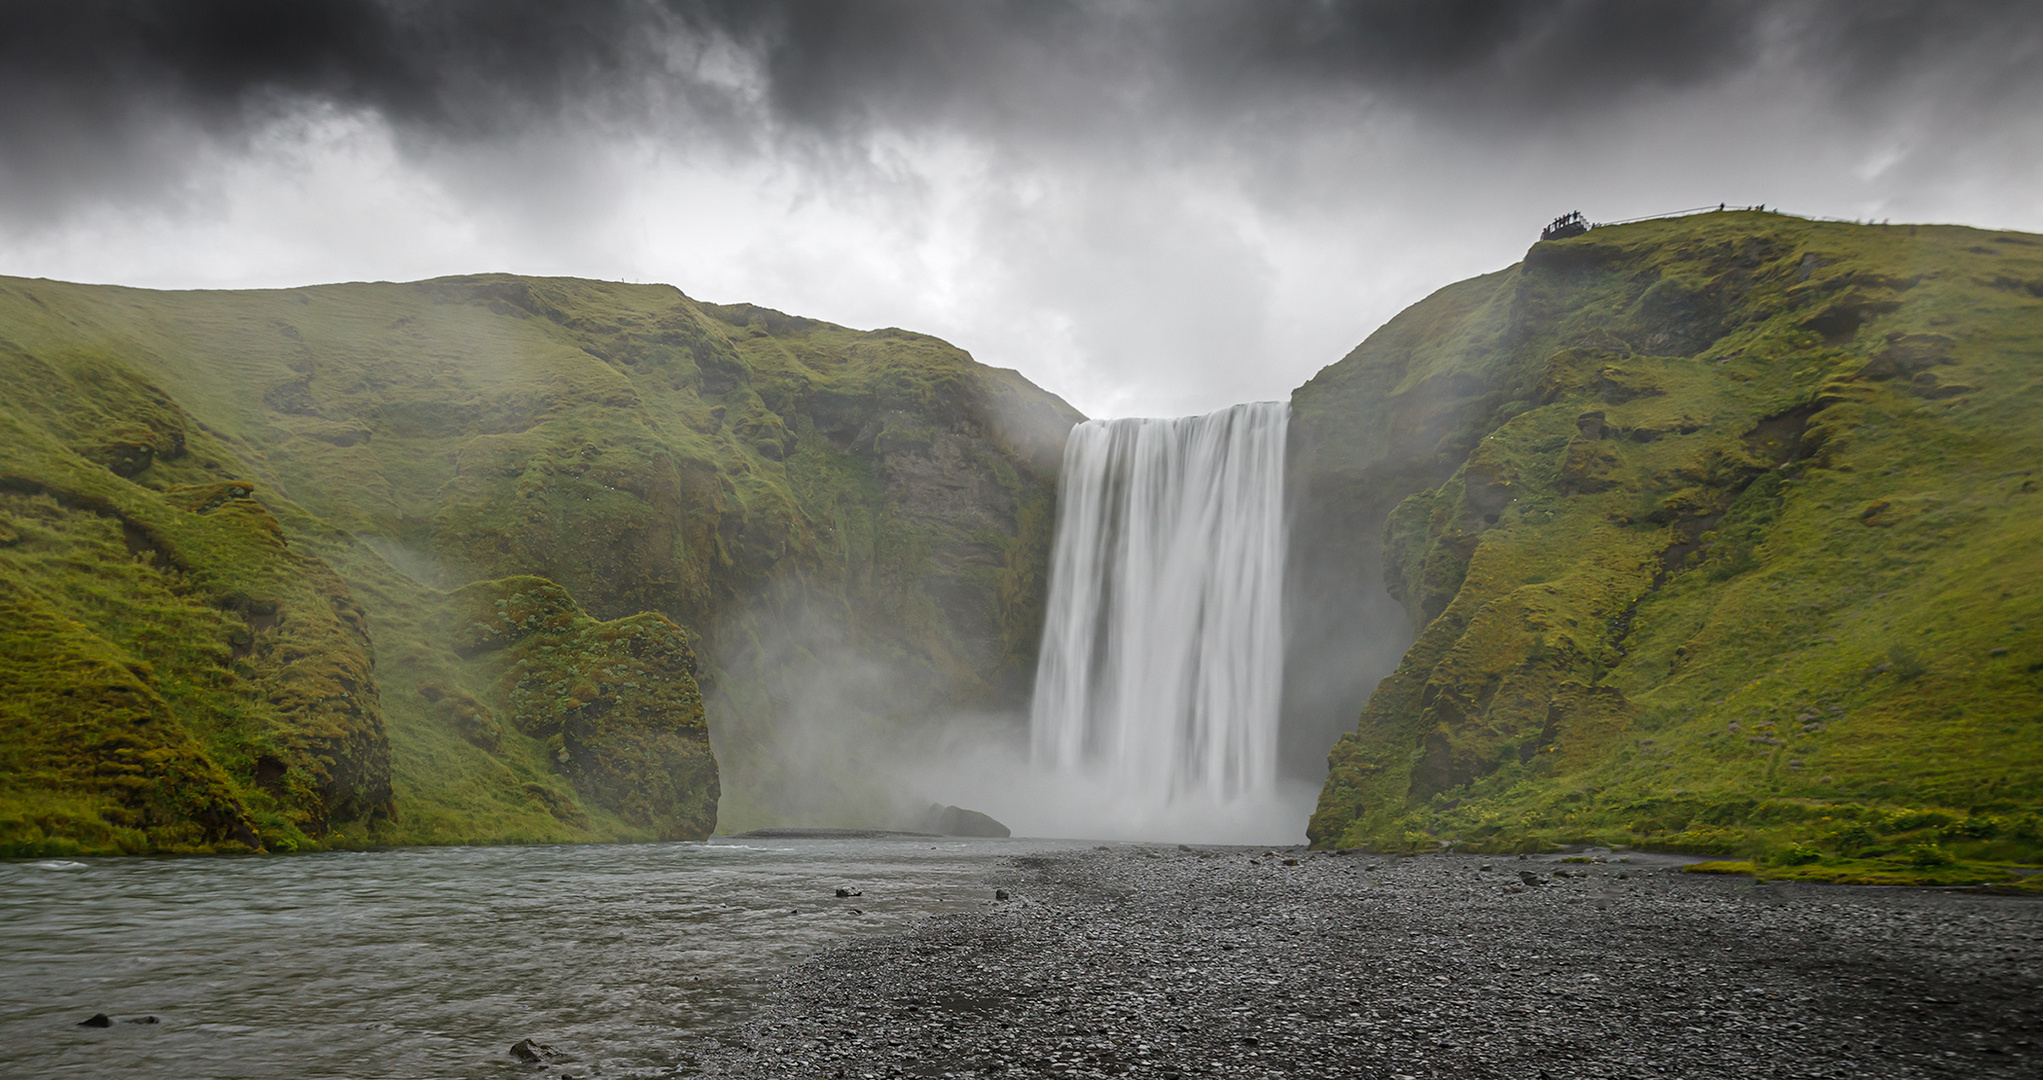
top-left (1298, 212), bottom-right (2043, 884)
top-left (0, 274), bottom-right (1077, 855)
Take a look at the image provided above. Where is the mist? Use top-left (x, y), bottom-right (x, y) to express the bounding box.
top-left (702, 552), bottom-right (1330, 844)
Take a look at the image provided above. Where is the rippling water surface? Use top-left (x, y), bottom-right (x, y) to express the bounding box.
top-left (0, 837), bottom-right (1065, 1078)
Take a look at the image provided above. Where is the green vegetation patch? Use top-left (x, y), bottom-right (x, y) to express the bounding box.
top-left (1304, 214), bottom-right (2043, 881)
top-left (446, 577), bottom-right (717, 840)
top-left (0, 351), bottom-right (391, 853)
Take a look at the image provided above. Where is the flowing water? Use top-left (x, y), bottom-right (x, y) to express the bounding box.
top-left (1030, 402), bottom-right (1289, 807)
top-left (0, 837), bottom-right (1071, 1078)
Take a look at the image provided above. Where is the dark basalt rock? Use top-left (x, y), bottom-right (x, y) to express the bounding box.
top-left (919, 803), bottom-right (1011, 838)
top-left (78, 1013), bottom-right (111, 1028)
top-left (510, 1038), bottom-right (565, 1063)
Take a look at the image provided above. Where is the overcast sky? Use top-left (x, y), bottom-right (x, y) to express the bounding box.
top-left (2, 1), bottom-right (2039, 418)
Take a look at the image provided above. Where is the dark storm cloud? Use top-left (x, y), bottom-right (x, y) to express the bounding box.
top-left (1, 0), bottom-right (2036, 221)
top-left (0, 0), bottom-right (684, 215)
top-left (0, 0), bottom-right (656, 134)
top-left (737, 0), bottom-right (1764, 134)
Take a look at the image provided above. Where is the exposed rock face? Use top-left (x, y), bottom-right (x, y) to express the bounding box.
top-left (1299, 214), bottom-right (2043, 868)
top-left (0, 273), bottom-right (1078, 852)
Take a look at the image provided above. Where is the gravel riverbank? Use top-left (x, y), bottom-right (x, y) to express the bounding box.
top-left (702, 845), bottom-right (2041, 1079)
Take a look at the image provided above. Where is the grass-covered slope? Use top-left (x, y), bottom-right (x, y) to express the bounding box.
top-left (1, 355), bottom-right (390, 854)
top-left (1301, 212), bottom-right (2043, 884)
top-left (0, 273), bottom-right (1078, 853)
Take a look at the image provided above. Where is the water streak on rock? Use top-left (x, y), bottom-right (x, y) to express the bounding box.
top-left (1031, 402), bottom-right (1288, 804)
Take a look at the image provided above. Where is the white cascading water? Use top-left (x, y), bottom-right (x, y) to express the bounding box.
top-left (1030, 401), bottom-right (1288, 809)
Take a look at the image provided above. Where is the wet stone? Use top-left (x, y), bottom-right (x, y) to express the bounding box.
top-left (509, 1038), bottom-right (566, 1064)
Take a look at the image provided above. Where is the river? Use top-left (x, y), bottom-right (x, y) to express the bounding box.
top-left (0, 836), bottom-right (1068, 1078)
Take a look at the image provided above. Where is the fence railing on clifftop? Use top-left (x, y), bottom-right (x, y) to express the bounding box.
top-left (1543, 203), bottom-right (1897, 241)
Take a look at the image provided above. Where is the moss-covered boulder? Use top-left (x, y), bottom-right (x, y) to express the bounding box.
top-left (448, 577), bottom-right (716, 839)
top-left (1300, 213), bottom-right (2043, 878)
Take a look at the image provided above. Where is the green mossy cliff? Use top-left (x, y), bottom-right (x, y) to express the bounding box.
top-left (1300, 213), bottom-right (2043, 882)
top-left (0, 274), bottom-right (1077, 854)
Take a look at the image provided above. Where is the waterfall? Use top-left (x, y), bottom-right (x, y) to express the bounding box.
top-left (1030, 401), bottom-right (1288, 806)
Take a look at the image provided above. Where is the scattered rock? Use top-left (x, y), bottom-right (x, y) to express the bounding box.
top-left (699, 847), bottom-right (2043, 1080)
top-left (994, 889), bottom-right (1010, 901)
top-left (1856, 333), bottom-right (1956, 380)
top-left (126, 1016), bottom-right (159, 1024)
top-left (510, 1038), bottom-right (566, 1064)
top-left (78, 1013), bottom-right (111, 1028)
top-left (1517, 871), bottom-right (1545, 887)
top-left (834, 887), bottom-right (862, 898)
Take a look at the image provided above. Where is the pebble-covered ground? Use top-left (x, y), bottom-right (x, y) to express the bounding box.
top-left (701, 846), bottom-right (2042, 1079)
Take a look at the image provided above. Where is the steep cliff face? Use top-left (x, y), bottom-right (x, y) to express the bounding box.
top-left (1283, 268), bottom-right (1516, 779)
top-left (1301, 213), bottom-right (2042, 880)
top-left (0, 274), bottom-right (1077, 853)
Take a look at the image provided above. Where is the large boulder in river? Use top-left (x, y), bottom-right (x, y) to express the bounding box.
top-left (920, 803), bottom-right (1011, 838)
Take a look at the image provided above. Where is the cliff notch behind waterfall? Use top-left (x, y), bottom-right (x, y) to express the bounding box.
top-left (0, 274), bottom-right (1079, 855)
top-left (1296, 213), bottom-right (2043, 882)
